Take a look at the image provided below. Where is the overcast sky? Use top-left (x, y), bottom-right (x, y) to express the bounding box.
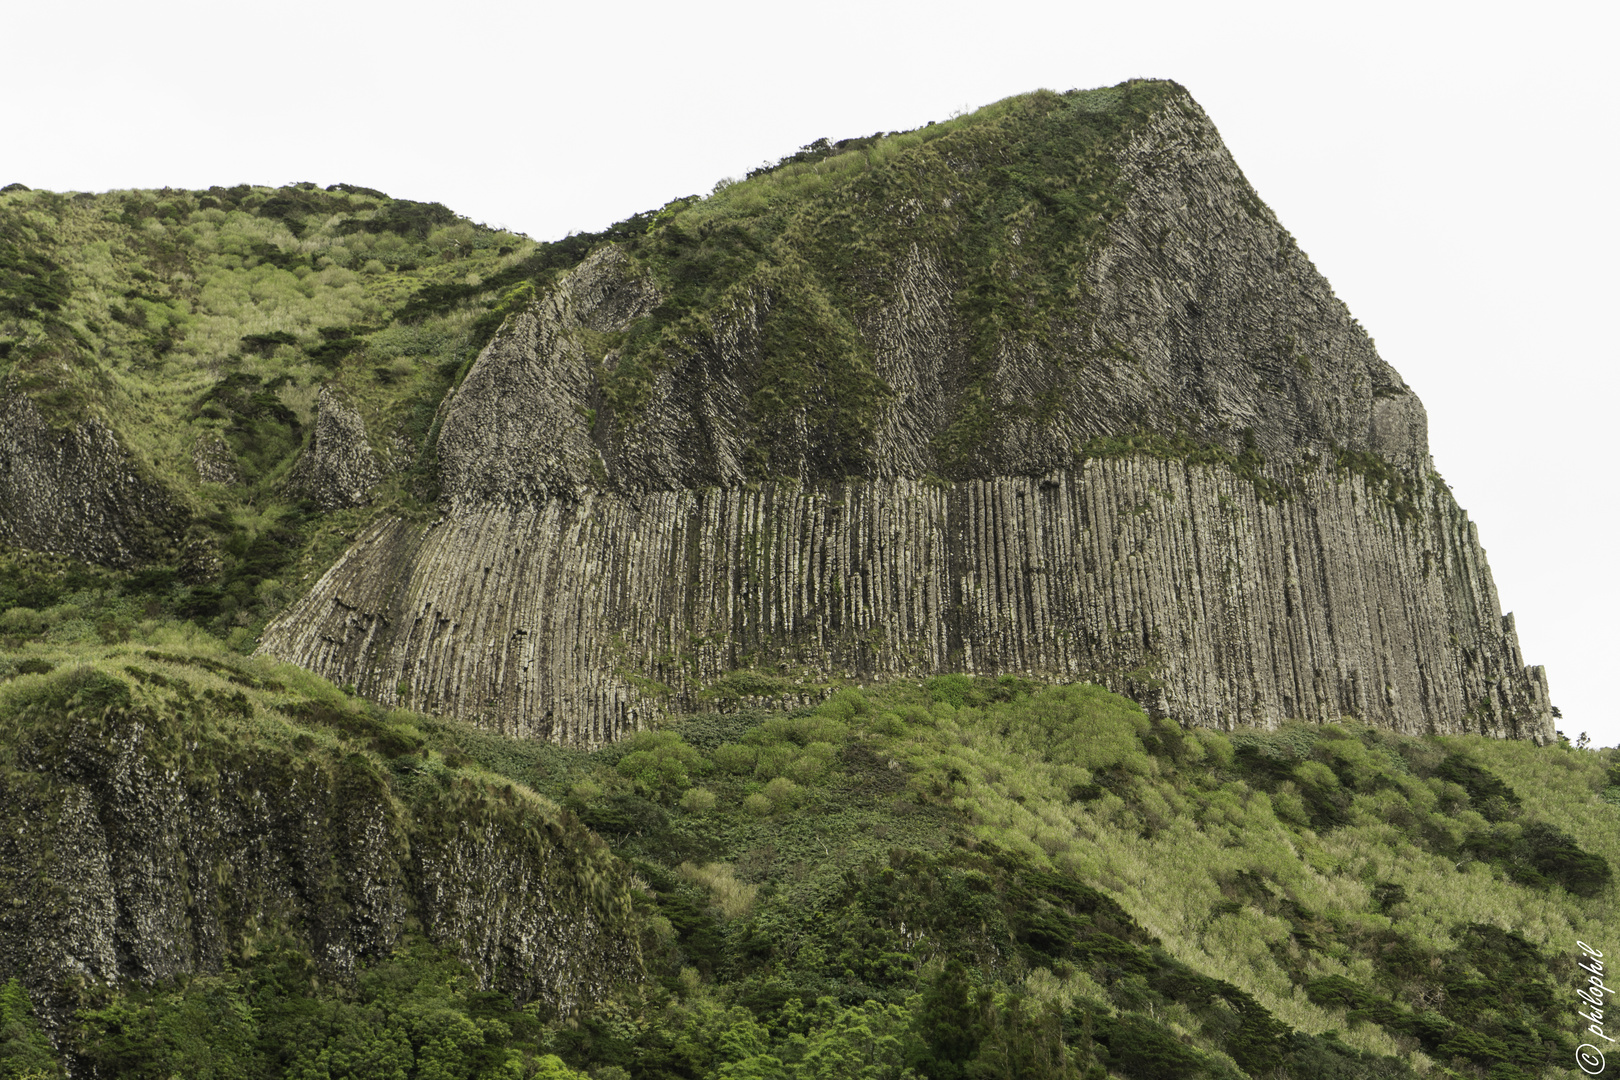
top-left (8, 0), bottom-right (1616, 747)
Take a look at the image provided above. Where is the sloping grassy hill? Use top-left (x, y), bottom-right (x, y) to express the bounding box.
top-left (0, 552), bottom-right (1611, 1078)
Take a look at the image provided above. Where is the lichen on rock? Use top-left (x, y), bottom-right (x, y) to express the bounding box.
top-left (0, 389), bottom-right (182, 568)
top-left (0, 665), bottom-right (641, 1022)
top-left (191, 432), bottom-right (240, 486)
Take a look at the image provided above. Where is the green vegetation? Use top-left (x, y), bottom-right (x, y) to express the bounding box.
top-left (0, 182), bottom-right (547, 640)
top-left (1076, 429), bottom-right (1290, 505)
top-left (1, 602), bottom-right (1610, 1077)
top-left (591, 82), bottom-right (1182, 478)
top-left (1333, 445), bottom-right (1423, 524)
top-left (0, 80), bottom-right (1345, 651)
top-left (0, 978), bottom-right (64, 1079)
top-left (69, 944), bottom-right (572, 1080)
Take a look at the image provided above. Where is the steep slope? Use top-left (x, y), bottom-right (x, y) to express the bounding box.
top-left (0, 647), bottom-right (642, 1031)
top-left (14, 663), bottom-right (1613, 1080)
top-left (259, 81), bottom-right (1551, 745)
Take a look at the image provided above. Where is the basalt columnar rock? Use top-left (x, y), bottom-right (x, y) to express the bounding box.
top-left (257, 81), bottom-right (1551, 745)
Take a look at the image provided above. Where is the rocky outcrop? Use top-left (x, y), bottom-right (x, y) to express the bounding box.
top-left (0, 669), bottom-right (640, 1017)
top-left (260, 84), bottom-right (1554, 745)
top-left (286, 385), bottom-right (382, 510)
top-left (437, 246), bottom-right (661, 505)
top-left (0, 390), bottom-right (182, 567)
top-left (260, 462), bottom-right (1548, 746)
top-left (191, 432), bottom-right (240, 485)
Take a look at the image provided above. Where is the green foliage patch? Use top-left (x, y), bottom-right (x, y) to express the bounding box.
top-left (0, 629), bottom-right (1611, 1078)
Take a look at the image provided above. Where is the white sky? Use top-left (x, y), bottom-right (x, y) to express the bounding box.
top-left (8, 0), bottom-right (1616, 747)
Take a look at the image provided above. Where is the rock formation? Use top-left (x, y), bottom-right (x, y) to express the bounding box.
top-left (0, 667), bottom-right (640, 1019)
top-left (0, 389), bottom-right (182, 568)
top-left (259, 83), bottom-right (1552, 745)
top-left (191, 432), bottom-right (240, 485)
top-left (286, 384), bottom-right (382, 510)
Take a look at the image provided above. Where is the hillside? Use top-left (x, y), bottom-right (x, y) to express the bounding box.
top-left (0, 81), bottom-right (1551, 743)
top-left (0, 609), bottom-right (1611, 1078)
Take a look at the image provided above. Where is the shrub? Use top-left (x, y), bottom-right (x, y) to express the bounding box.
top-left (762, 777), bottom-right (802, 809)
top-left (615, 730), bottom-right (707, 801)
top-left (1518, 821), bottom-right (1611, 897)
top-left (712, 743), bottom-right (757, 774)
top-left (675, 861), bottom-right (758, 919)
top-left (785, 752), bottom-right (830, 785)
top-left (753, 744), bottom-right (796, 780)
top-left (679, 787), bottom-right (717, 814)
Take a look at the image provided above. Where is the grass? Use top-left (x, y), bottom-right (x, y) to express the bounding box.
top-left (584, 80), bottom-right (1184, 478)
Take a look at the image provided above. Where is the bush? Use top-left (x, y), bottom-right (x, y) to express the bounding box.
top-left (615, 731), bottom-right (707, 801)
top-left (712, 743), bottom-right (757, 774)
top-left (675, 862), bottom-right (758, 919)
top-left (679, 787), bottom-right (717, 814)
top-left (762, 777), bottom-right (802, 809)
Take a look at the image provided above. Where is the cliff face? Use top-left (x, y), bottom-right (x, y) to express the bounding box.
top-left (0, 666), bottom-right (641, 1020)
top-left (259, 83), bottom-right (1552, 745)
top-left (0, 390), bottom-right (182, 568)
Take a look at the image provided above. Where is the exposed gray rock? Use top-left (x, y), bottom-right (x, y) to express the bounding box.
top-left (0, 389), bottom-right (182, 567)
top-left (260, 463), bottom-right (1549, 747)
top-left (286, 385), bottom-right (382, 510)
top-left (0, 681), bottom-right (641, 1019)
top-left (191, 432), bottom-right (240, 485)
top-left (437, 246), bottom-right (660, 505)
top-left (260, 86), bottom-right (1553, 745)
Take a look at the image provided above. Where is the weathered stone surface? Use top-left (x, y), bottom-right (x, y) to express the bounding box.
top-left (0, 689), bottom-right (640, 1018)
top-left (286, 384), bottom-right (382, 510)
top-left (261, 463), bottom-right (1549, 746)
top-left (260, 86), bottom-right (1552, 745)
top-left (191, 432), bottom-right (240, 485)
top-left (437, 246), bottom-right (661, 505)
top-left (0, 389), bottom-right (182, 567)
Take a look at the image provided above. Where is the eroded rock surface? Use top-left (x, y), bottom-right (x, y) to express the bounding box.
top-left (0, 390), bottom-right (182, 567)
top-left (191, 432), bottom-right (240, 485)
top-left (0, 683), bottom-right (640, 1019)
top-left (286, 385), bottom-right (382, 510)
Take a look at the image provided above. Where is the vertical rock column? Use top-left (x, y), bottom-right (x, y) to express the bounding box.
top-left (260, 459), bottom-right (1552, 746)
